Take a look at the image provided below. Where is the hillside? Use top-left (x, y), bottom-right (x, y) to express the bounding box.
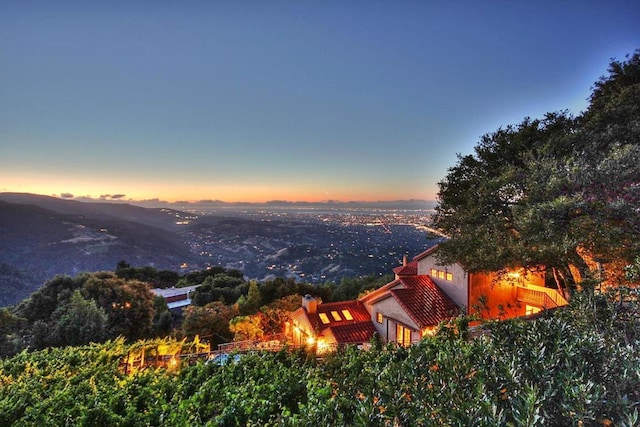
top-left (0, 193), bottom-right (185, 231)
top-left (0, 291), bottom-right (637, 425)
top-left (0, 198), bottom-right (200, 307)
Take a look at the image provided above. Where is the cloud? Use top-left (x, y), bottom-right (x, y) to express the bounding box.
top-left (60, 193), bottom-right (74, 199)
top-left (99, 194), bottom-right (127, 200)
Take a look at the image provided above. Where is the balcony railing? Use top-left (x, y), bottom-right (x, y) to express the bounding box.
top-left (517, 285), bottom-right (568, 309)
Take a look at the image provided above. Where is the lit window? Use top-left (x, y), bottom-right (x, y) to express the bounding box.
top-left (319, 313), bottom-right (330, 324)
top-left (438, 270), bottom-right (445, 279)
top-left (430, 268), bottom-right (437, 277)
top-left (446, 272), bottom-right (453, 281)
top-left (396, 324), bottom-right (411, 347)
top-left (330, 311), bottom-right (342, 321)
top-left (376, 312), bottom-right (383, 324)
top-left (341, 310), bottom-right (353, 321)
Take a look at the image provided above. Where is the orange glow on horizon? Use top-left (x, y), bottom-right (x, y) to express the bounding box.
top-left (1, 183), bottom-right (432, 204)
top-left (0, 172), bottom-right (436, 204)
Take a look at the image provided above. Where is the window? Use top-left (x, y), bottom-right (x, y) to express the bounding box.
top-left (432, 268), bottom-right (453, 281)
top-left (330, 311), bottom-right (342, 321)
top-left (341, 309), bottom-right (353, 321)
top-left (318, 313), bottom-right (330, 324)
top-left (396, 324), bottom-right (411, 347)
top-left (376, 312), bottom-right (383, 324)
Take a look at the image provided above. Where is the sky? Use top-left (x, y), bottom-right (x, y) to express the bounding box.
top-left (1, 1), bottom-right (638, 204)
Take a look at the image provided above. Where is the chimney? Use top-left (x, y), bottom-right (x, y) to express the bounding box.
top-left (302, 294), bottom-right (317, 314)
top-left (403, 254), bottom-right (408, 266)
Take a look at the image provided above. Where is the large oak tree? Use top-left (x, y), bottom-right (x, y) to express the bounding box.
top-left (434, 51), bottom-right (640, 294)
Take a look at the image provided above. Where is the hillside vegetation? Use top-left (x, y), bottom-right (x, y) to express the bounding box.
top-left (0, 290), bottom-right (638, 426)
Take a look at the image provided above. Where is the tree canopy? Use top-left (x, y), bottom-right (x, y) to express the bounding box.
top-left (434, 51), bottom-right (640, 292)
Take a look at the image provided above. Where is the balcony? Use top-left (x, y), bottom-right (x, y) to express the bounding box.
top-left (516, 284), bottom-right (568, 309)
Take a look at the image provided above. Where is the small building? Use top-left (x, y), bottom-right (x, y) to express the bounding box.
top-left (151, 285), bottom-right (200, 311)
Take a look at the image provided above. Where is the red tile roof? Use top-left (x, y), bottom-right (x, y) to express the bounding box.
top-left (390, 275), bottom-right (459, 328)
top-left (304, 300), bottom-right (372, 336)
top-left (393, 260), bottom-right (418, 276)
top-left (325, 321), bottom-right (377, 344)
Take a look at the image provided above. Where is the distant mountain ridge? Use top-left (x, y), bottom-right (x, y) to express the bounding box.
top-left (0, 193), bottom-right (186, 231)
top-left (12, 193), bottom-right (438, 211)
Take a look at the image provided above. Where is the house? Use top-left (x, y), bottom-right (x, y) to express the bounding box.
top-left (289, 295), bottom-right (377, 352)
top-left (289, 246), bottom-right (568, 351)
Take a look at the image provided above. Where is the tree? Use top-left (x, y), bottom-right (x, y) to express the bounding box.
top-left (182, 302), bottom-right (238, 345)
top-left (258, 294), bottom-right (302, 335)
top-left (152, 295), bottom-right (173, 336)
top-left (0, 308), bottom-right (24, 356)
top-left (229, 315), bottom-right (264, 341)
top-left (236, 281), bottom-right (262, 315)
top-left (52, 290), bottom-right (108, 347)
top-left (434, 51), bottom-right (640, 293)
top-left (81, 272), bottom-right (155, 340)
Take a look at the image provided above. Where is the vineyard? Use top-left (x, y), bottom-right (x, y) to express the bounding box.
top-left (1, 289), bottom-right (638, 426)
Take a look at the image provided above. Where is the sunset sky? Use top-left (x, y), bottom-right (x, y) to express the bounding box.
top-left (1, 1), bottom-right (638, 203)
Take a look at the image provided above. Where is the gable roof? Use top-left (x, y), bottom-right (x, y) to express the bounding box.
top-left (390, 275), bottom-right (459, 328)
top-left (393, 260), bottom-right (418, 276)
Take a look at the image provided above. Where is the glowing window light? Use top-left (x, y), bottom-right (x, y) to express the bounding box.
top-left (341, 310), bottom-right (353, 321)
top-left (330, 311), bottom-right (342, 321)
top-left (319, 313), bottom-right (330, 324)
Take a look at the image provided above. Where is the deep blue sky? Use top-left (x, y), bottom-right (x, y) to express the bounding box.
top-left (1, 1), bottom-right (638, 203)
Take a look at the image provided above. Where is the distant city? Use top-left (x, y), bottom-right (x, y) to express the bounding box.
top-left (172, 205), bottom-right (442, 284)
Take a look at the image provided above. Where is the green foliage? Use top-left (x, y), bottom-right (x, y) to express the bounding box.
top-left (32, 290), bottom-right (109, 348)
top-left (115, 262), bottom-right (180, 288)
top-left (7, 272), bottom-right (157, 352)
top-left (1, 291), bottom-right (637, 425)
top-left (330, 273), bottom-right (393, 302)
top-left (191, 273), bottom-right (247, 306)
top-left (229, 315), bottom-right (264, 341)
top-left (237, 281), bottom-right (262, 315)
top-left (259, 294), bottom-right (302, 335)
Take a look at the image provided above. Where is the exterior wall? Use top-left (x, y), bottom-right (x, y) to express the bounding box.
top-left (369, 297), bottom-right (419, 343)
top-left (468, 272), bottom-right (520, 319)
top-left (360, 282), bottom-right (405, 319)
top-left (319, 329), bottom-right (337, 346)
top-left (290, 311), bottom-right (315, 347)
top-left (468, 270), bottom-right (546, 319)
top-left (416, 254), bottom-right (469, 308)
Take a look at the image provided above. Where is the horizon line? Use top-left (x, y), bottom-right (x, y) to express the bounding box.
top-left (0, 192), bottom-right (439, 208)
